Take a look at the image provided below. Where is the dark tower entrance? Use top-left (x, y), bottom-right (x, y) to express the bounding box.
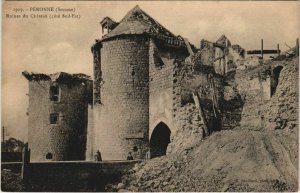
top-left (150, 122), bottom-right (171, 158)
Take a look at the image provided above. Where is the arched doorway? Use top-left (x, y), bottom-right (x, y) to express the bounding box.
top-left (271, 66), bottom-right (283, 96)
top-left (150, 122), bottom-right (171, 158)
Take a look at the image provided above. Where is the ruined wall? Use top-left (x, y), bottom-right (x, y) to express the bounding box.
top-left (167, 103), bottom-right (205, 153)
top-left (235, 66), bottom-right (272, 129)
top-left (164, 64), bottom-right (228, 154)
top-left (28, 80), bottom-right (91, 161)
top-left (214, 47), bottom-right (225, 75)
top-left (149, 39), bottom-right (174, 135)
top-left (262, 58), bottom-right (298, 130)
top-left (94, 36), bottom-right (149, 160)
top-left (149, 39), bottom-right (187, 138)
top-left (180, 70), bottom-right (224, 134)
top-left (195, 43), bottom-right (215, 69)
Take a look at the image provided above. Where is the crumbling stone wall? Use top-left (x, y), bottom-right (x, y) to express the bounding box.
top-left (149, 39), bottom-right (174, 136)
top-left (93, 36), bottom-right (150, 160)
top-left (262, 58), bottom-right (298, 130)
top-left (149, 39), bottom-right (187, 138)
top-left (214, 48), bottom-right (226, 75)
top-left (180, 69), bottom-right (224, 135)
top-left (195, 40), bottom-right (215, 69)
top-left (148, 38), bottom-right (191, 157)
top-left (27, 79), bottom-right (91, 161)
top-left (167, 103), bottom-right (205, 153)
top-left (234, 62), bottom-right (291, 129)
top-left (167, 63), bottom-right (227, 154)
top-left (197, 36), bottom-right (245, 75)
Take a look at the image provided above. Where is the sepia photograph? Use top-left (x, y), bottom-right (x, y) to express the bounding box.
top-left (1, 1), bottom-right (300, 192)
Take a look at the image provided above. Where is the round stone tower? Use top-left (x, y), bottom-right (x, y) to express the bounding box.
top-left (22, 72), bottom-right (92, 161)
top-left (92, 5), bottom-right (188, 160)
top-left (93, 36), bottom-right (150, 160)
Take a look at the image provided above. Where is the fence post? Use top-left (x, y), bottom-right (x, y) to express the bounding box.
top-left (21, 145), bottom-right (30, 180)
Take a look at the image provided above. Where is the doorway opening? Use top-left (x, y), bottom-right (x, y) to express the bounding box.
top-left (150, 122), bottom-right (171, 158)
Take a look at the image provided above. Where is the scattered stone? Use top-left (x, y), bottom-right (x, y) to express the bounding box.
top-left (117, 183), bottom-right (125, 190)
top-left (221, 184), bottom-right (230, 192)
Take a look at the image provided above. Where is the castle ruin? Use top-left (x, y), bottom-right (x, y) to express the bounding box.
top-left (24, 5), bottom-right (284, 161)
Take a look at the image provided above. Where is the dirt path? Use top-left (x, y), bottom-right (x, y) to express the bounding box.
top-left (260, 129), bottom-right (297, 188)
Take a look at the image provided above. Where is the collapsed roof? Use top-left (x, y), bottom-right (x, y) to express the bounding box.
top-left (22, 71), bottom-right (91, 83)
top-left (98, 5), bottom-right (186, 47)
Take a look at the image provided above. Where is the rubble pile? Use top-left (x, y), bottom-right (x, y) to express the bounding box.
top-left (108, 129), bottom-right (297, 192)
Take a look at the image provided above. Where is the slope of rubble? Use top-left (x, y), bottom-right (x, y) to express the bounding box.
top-left (107, 57), bottom-right (298, 192)
top-left (109, 128), bottom-right (297, 192)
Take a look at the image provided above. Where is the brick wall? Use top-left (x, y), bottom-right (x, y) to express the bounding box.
top-left (93, 36), bottom-right (150, 160)
top-left (28, 80), bottom-right (91, 161)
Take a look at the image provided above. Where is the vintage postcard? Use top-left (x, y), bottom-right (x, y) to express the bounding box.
top-left (1, 1), bottom-right (299, 192)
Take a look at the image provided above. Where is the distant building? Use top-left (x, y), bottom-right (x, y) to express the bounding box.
top-left (197, 35), bottom-right (245, 75)
top-left (22, 71), bottom-right (92, 161)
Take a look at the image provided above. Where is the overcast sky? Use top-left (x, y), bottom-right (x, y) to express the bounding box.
top-left (2, 1), bottom-right (300, 141)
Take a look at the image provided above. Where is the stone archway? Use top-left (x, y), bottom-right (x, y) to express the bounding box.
top-left (150, 122), bottom-right (171, 158)
top-left (271, 66), bottom-right (283, 96)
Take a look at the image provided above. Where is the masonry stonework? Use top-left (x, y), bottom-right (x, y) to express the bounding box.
top-left (149, 38), bottom-right (188, 138)
top-left (93, 36), bottom-right (150, 160)
top-left (23, 73), bottom-right (92, 161)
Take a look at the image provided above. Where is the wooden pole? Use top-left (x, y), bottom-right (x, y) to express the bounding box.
top-left (261, 39), bottom-right (264, 59)
top-left (277, 44), bottom-right (280, 56)
top-left (296, 38), bottom-right (299, 57)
